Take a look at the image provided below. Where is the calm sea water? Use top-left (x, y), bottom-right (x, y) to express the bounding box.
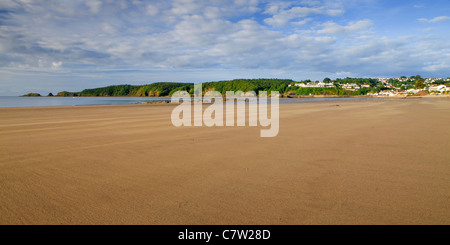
top-left (0, 96), bottom-right (171, 108)
top-left (0, 96), bottom-right (386, 108)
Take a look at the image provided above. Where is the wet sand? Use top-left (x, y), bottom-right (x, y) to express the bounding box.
top-left (0, 99), bottom-right (449, 224)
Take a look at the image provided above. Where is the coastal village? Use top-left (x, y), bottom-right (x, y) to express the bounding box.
top-left (288, 76), bottom-right (450, 97)
top-left (26, 76), bottom-right (450, 98)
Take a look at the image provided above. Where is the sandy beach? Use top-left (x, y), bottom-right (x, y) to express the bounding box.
top-left (0, 99), bottom-right (449, 225)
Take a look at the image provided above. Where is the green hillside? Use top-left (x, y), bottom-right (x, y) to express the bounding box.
top-left (56, 79), bottom-right (294, 97)
top-left (57, 83), bottom-right (194, 97)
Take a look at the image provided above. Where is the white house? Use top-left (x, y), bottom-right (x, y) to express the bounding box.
top-left (428, 85), bottom-right (449, 92)
top-left (379, 90), bottom-right (396, 96)
top-left (406, 88), bottom-right (421, 94)
top-left (342, 83), bottom-right (360, 90)
top-left (378, 78), bottom-right (391, 85)
top-left (290, 82), bottom-right (335, 88)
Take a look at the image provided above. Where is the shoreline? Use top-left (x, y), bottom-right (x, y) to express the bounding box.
top-left (1, 95), bottom-right (449, 110)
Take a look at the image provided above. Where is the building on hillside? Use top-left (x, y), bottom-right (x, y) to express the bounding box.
top-left (378, 78), bottom-right (391, 85)
top-left (405, 88), bottom-right (421, 94)
top-left (378, 90), bottom-right (397, 96)
top-left (341, 83), bottom-right (360, 90)
top-left (289, 82), bottom-right (335, 88)
top-left (428, 85), bottom-right (449, 93)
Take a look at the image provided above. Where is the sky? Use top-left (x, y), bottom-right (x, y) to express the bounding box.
top-left (0, 0), bottom-right (450, 95)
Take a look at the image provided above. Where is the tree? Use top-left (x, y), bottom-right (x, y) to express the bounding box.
top-left (415, 78), bottom-right (426, 89)
top-left (323, 77), bottom-right (331, 83)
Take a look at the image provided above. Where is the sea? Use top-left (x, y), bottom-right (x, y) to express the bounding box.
top-left (0, 96), bottom-right (171, 108)
top-left (0, 96), bottom-right (386, 108)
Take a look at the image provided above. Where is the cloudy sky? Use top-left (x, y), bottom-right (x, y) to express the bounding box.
top-left (1, 0), bottom-right (450, 95)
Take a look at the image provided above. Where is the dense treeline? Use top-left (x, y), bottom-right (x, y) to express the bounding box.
top-left (334, 77), bottom-right (378, 87)
top-left (202, 79), bottom-right (293, 94)
top-left (21, 93), bottom-right (41, 97)
top-left (57, 79), bottom-right (294, 97)
top-left (433, 80), bottom-right (450, 85)
top-left (57, 83), bottom-right (194, 97)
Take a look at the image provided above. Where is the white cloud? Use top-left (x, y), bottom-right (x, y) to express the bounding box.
top-left (204, 6), bottom-right (221, 19)
top-left (263, 0), bottom-right (345, 27)
top-left (327, 9), bottom-right (344, 16)
top-left (170, 15), bottom-right (234, 47)
top-left (423, 62), bottom-right (450, 72)
top-left (292, 18), bottom-right (312, 26)
top-left (101, 23), bottom-right (118, 35)
top-left (146, 4), bottom-right (159, 16)
top-left (85, 0), bottom-right (102, 14)
top-left (290, 6), bottom-right (324, 17)
top-left (264, 6), bottom-right (323, 27)
top-left (233, 0), bottom-right (259, 12)
top-left (317, 20), bottom-right (373, 35)
top-left (418, 16), bottom-right (450, 23)
top-left (170, 0), bottom-right (203, 16)
top-left (264, 1), bottom-right (292, 15)
top-left (52, 61), bottom-right (62, 69)
top-left (0, 0), bottom-right (20, 9)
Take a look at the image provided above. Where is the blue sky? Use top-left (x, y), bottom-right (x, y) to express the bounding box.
top-left (0, 0), bottom-right (449, 95)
